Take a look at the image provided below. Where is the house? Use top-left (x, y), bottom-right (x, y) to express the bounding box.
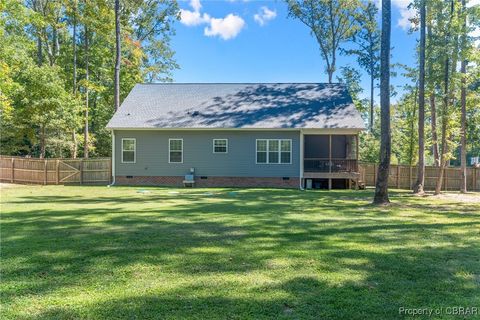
top-left (106, 83), bottom-right (365, 189)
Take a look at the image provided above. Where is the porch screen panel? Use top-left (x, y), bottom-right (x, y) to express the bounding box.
top-left (304, 135), bottom-right (329, 158)
top-left (345, 135), bottom-right (357, 159)
top-left (331, 135), bottom-right (347, 158)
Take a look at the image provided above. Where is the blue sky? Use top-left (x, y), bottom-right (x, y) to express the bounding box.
top-left (171, 0), bottom-right (420, 102)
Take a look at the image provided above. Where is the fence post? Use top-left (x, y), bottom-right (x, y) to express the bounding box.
top-left (56, 160), bottom-right (60, 185)
top-left (44, 159), bottom-right (47, 185)
top-left (444, 169), bottom-right (448, 191)
top-left (11, 157), bottom-right (15, 183)
top-left (80, 159), bottom-right (83, 185)
top-left (409, 166), bottom-right (412, 189)
top-left (396, 166), bottom-right (400, 189)
top-left (474, 167), bottom-right (477, 191)
top-left (373, 164), bottom-right (376, 185)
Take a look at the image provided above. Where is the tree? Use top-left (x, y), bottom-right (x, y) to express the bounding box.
top-left (426, 7), bottom-right (440, 166)
top-left (434, 0), bottom-right (459, 195)
top-left (15, 65), bottom-right (81, 158)
top-left (342, 0), bottom-right (380, 132)
top-left (114, 0), bottom-right (120, 111)
top-left (1, 0), bottom-right (180, 158)
top-left (413, 0), bottom-right (426, 194)
top-left (83, 23), bottom-right (89, 158)
top-left (459, 0), bottom-right (467, 193)
top-left (373, 0), bottom-right (391, 205)
top-left (287, 0), bottom-right (359, 83)
top-left (72, 0), bottom-right (79, 158)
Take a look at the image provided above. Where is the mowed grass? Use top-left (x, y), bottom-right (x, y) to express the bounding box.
top-left (1, 185), bottom-right (479, 320)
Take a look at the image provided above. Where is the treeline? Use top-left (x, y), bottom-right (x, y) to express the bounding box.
top-left (288, 0), bottom-right (480, 170)
top-left (0, 0), bottom-right (179, 158)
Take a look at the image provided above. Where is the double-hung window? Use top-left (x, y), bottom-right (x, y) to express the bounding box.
top-left (213, 139), bottom-right (228, 153)
top-left (122, 138), bottom-right (136, 163)
top-left (256, 139), bottom-right (291, 164)
top-left (169, 139), bottom-right (183, 163)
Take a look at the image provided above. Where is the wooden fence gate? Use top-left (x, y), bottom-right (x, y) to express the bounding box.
top-left (0, 156), bottom-right (111, 185)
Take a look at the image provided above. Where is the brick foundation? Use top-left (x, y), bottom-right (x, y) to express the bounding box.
top-left (115, 176), bottom-right (300, 188)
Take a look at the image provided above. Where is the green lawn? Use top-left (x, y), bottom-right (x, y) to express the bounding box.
top-left (1, 185), bottom-right (479, 319)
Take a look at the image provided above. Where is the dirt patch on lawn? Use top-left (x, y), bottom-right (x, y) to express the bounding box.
top-left (0, 183), bottom-right (23, 189)
top-left (427, 192), bottom-right (480, 203)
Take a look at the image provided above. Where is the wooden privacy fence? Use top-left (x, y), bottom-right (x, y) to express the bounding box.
top-left (1, 155), bottom-right (479, 190)
top-left (0, 156), bottom-right (111, 185)
top-left (359, 163), bottom-right (480, 191)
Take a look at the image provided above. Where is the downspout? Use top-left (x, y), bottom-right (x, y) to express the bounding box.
top-left (108, 129), bottom-right (116, 186)
top-left (299, 129), bottom-right (304, 190)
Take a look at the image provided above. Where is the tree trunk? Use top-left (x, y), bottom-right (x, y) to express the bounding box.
top-left (72, 131), bottom-right (78, 159)
top-left (73, 1), bottom-right (77, 95)
top-left (435, 0), bottom-right (455, 195)
top-left (408, 83), bottom-right (418, 168)
top-left (33, 0), bottom-right (43, 66)
top-left (72, 0), bottom-right (78, 159)
top-left (430, 93), bottom-right (440, 166)
top-left (114, 0), bottom-right (121, 111)
top-left (327, 69), bottom-right (333, 84)
top-left (373, 0), bottom-right (391, 205)
top-left (460, 0), bottom-right (467, 193)
top-left (84, 25), bottom-right (89, 159)
top-left (370, 71), bottom-right (374, 132)
top-left (413, 0), bottom-right (426, 194)
top-left (37, 36), bottom-right (43, 66)
top-left (40, 125), bottom-right (46, 159)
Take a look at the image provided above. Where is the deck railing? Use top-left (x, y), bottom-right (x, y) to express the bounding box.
top-left (304, 159), bottom-right (358, 173)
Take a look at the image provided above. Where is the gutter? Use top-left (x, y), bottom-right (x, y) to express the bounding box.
top-left (108, 129), bottom-right (116, 187)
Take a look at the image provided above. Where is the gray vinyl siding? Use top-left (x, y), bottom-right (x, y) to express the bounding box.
top-left (114, 130), bottom-right (300, 177)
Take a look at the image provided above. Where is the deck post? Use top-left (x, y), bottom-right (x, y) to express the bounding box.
top-left (328, 135), bottom-right (332, 190)
top-left (355, 134), bottom-right (359, 171)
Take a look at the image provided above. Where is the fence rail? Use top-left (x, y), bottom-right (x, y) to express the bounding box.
top-left (359, 163), bottom-right (479, 191)
top-left (0, 156), bottom-right (111, 185)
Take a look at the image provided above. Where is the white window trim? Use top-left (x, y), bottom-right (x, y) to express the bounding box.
top-left (255, 139), bottom-right (292, 164)
top-left (121, 138), bottom-right (136, 164)
top-left (213, 139), bottom-right (228, 154)
top-left (168, 138), bottom-right (183, 163)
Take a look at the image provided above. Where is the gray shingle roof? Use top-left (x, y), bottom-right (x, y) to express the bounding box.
top-left (106, 83), bottom-right (365, 129)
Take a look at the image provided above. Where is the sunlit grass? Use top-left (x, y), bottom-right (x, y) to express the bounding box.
top-left (1, 185), bottom-right (479, 319)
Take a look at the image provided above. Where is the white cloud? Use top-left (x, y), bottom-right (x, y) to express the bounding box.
top-left (392, 0), bottom-right (416, 31)
top-left (190, 0), bottom-right (202, 12)
top-left (179, 0), bottom-right (245, 40)
top-left (467, 0), bottom-right (480, 7)
top-left (204, 14), bottom-right (245, 40)
top-left (397, 7), bottom-right (416, 30)
top-left (180, 10), bottom-right (210, 26)
top-left (253, 6), bottom-right (277, 26)
top-left (180, 0), bottom-right (209, 26)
